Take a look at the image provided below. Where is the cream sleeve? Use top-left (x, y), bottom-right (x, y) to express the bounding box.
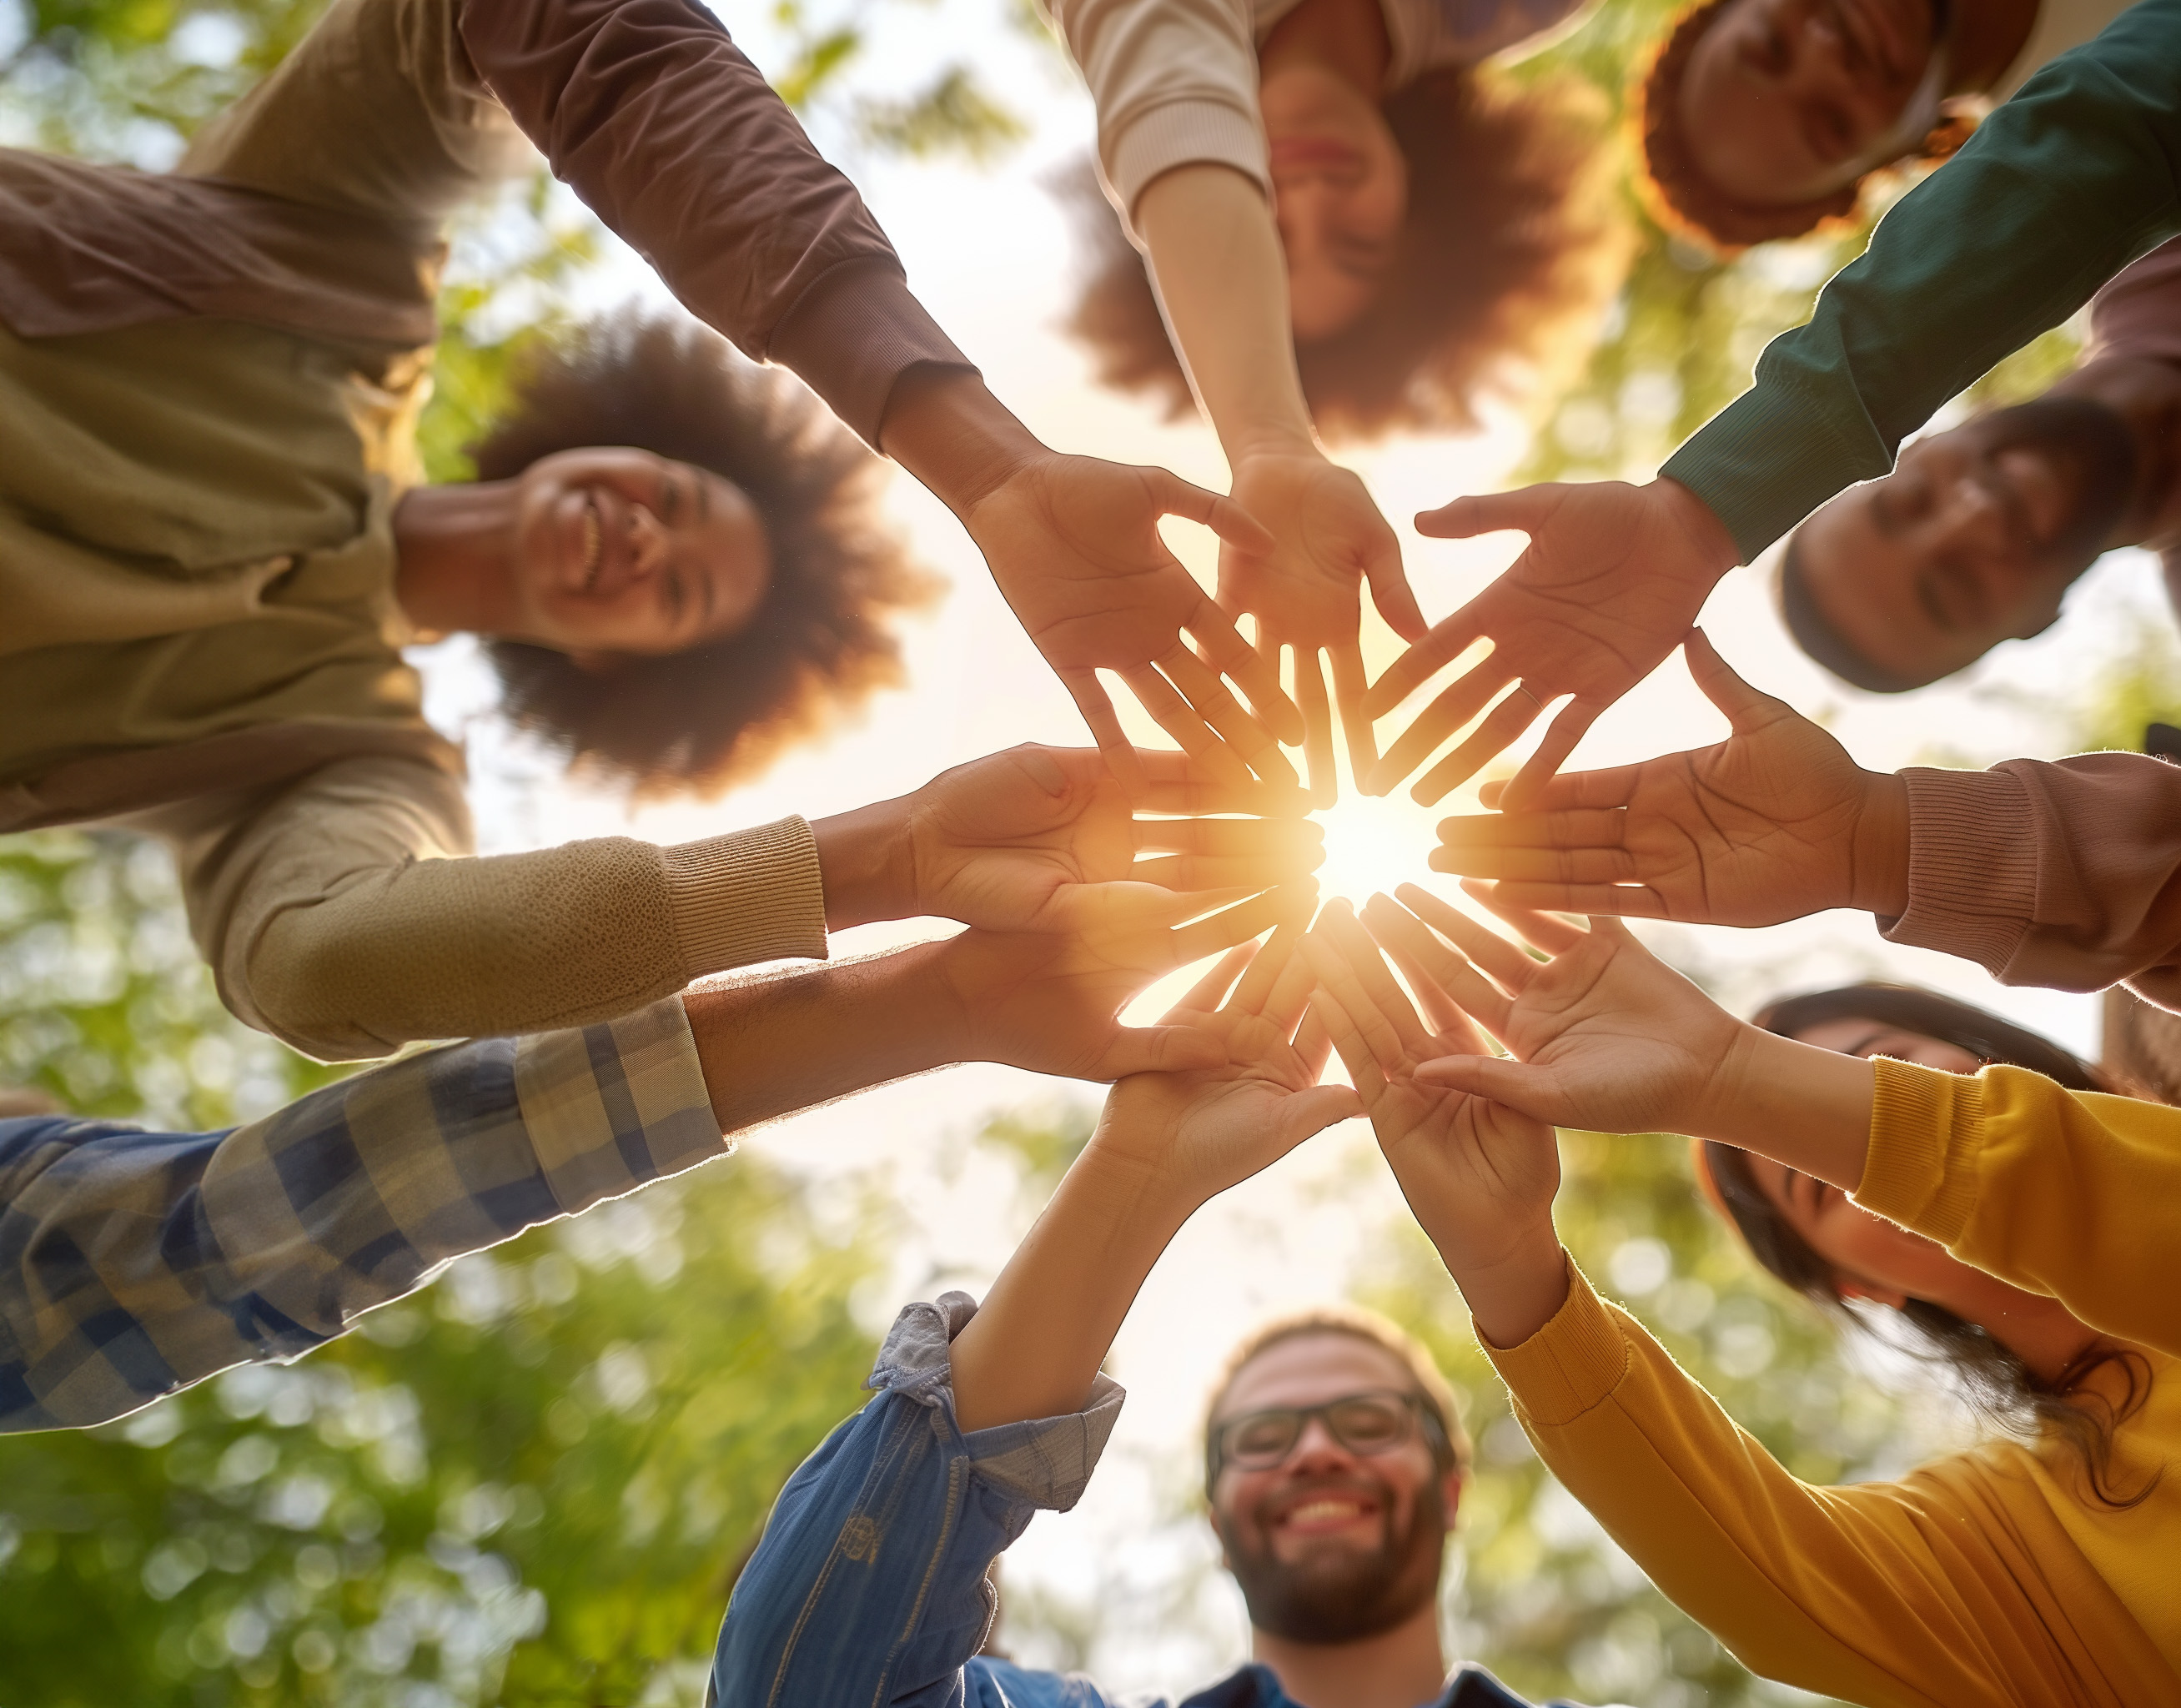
top-left (1043, 0), bottom-right (1269, 232)
top-left (152, 753), bottom-right (827, 1061)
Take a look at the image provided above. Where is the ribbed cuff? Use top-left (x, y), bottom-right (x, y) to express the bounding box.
top-left (661, 816), bottom-right (828, 979)
top-left (1854, 1057), bottom-right (1982, 1248)
top-left (1659, 375), bottom-right (1882, 564)
top-left (1104, 101), bottom-right (1269, 238)
top-left (1878, 767), bottom-right (2037, 975)
top-left (1480, 1259), bottom-right (1630, 1429)
top-left (768, 257), bottom-right (977, 448)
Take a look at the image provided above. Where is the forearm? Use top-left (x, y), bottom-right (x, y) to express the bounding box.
top-left (1691, 1026), bottom-right (1878, 1193)
top-left (876, 365), bottom-right (1048, 520)
top-left (950, 1133), bottom-right (1196, 1433)
top-left (1134, 163), bottom-right (1318, 460)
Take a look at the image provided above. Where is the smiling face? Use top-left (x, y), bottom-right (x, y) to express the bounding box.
top-left (510, 446), bottom-right (772, 660)
top-left (1677, 0), bottom-right (1937, 206)
top-left (1791, 396), bottom-right (2138, 686)
top-left (1259, 66), bottom-right (1409, 341)
top-left (1207, 1332), bottom-right (1455, 1645)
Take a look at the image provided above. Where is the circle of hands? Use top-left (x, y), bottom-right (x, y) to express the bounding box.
top-left (932, 455), bottom-right (1877, 1314)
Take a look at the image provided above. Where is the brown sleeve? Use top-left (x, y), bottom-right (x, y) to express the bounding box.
top-left (459, 0), bottom-right (975, 443)
top-left (1881, 754), bottom-right (2181, 1009)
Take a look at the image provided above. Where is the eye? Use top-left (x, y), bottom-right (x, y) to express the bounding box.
top-left (659, 479), bottom-right (681, 524)
top-left (1328, 1397), bottom-right (1407, 1452)
top-left (664, 570), bottom-right (686, 620)
top-left (1229, 1413), bottom-right (1298, 1463)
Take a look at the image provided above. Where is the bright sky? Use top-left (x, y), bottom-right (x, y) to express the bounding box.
top-left (411, 0), bottom-right (2172, 1686)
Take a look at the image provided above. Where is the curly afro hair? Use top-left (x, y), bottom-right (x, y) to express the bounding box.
top-left (470, 315), bottom-right (939, 801)
top-left (1635, 0), bottom-right (1974, 254)
top-left (1061, 66), bottom-right (1626, 441)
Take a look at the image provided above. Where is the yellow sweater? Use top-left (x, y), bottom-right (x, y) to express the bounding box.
top-left (1486, 1058), bottom-right (2181, 1708)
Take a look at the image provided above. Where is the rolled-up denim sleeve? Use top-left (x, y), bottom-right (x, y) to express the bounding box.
top-left (711, 1291), bottom-right (1126, 1708)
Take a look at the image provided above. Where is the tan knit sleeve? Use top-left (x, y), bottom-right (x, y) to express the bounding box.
top-left (154, 753), bottom-right (827, 1062)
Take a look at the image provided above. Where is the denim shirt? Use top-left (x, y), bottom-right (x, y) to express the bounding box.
top-left (710, 1293), bottom-right (1576, 1708)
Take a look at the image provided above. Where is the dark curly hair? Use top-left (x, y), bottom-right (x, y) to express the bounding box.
top-left (470, 316), bottom-right (939, 799)
top-left (1635, 0), bottom-right (1975, 253)
top-left (1696, 982), bottom-right (2158, 1509)
top-left (1059, 66), bottom-right (1625, 440)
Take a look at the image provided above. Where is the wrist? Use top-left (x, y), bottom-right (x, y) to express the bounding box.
top-left (1691, 1025), bottom-right (1876, 1191)
top-left (811, 796), bottom-right (918, 929)
top-left (1230, 428), bottom-right (1319, 465)
top-left (877, 369), bottom-right (1047, 519)
top-left (1651, 477), bottom-right (1742, 580)
top-left (1449, 1228), bottom-right (1569, 1351)
top-left (1848, 771), bottom-right (1911, 918)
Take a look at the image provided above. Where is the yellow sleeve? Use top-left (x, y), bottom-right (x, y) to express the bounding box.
top-left (1856, 1058), bottom-right (2181, 1358)
top-left (1485, 1263), bottom-right (2095, 1708)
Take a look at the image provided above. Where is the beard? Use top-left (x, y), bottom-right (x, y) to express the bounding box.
top-left (1972, 394), bottom-right (2140, 567)
top-left (1216, 1473), bottom-right (1446, 1645)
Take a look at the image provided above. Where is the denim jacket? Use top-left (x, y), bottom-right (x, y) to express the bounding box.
top-left (710, 1292), bottom-right (1576, 1708)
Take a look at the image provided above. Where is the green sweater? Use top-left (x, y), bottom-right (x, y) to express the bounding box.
top-left (1661, 0), bottom-right (2181, 562)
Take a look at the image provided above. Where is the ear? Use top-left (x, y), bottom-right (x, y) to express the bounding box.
top-left (1835, 1275), bottom-right (1911, 1310)
top-left (1207, 1505), bottom-right (1234, 1571)
top-left (1439, 1464), bottom-right (1465, 1526)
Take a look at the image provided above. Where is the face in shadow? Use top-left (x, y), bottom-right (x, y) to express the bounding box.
top-left (1260, 65), bottom-right (1408, 340)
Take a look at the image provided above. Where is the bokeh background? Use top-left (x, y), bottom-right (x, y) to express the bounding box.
top-left (3, 0), bottom-right (2176, 1701)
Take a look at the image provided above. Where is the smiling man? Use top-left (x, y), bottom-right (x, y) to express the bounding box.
top-left (1779, 237), bottom-right (2181, 691)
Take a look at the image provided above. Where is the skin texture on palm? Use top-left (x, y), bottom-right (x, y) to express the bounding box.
top-left (1363, 479), bottom-right (1741, 806)
top-left (1428, 631), bottom-right (1910, 924)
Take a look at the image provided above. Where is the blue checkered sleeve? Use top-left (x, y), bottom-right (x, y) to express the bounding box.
top-left (0, 995), bottom-right (721, 1432)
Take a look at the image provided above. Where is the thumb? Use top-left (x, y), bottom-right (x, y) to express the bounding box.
top-left (1153, 468), bottom-right (1276, 557)
top-left (1279, 1084), bottom-right (1368, 1143)
top-left (1413, 1052), bottom-right (1557, 1118)
top-left (1683, 628), bottom-right (1784, 733)
top-left (1363, 535), bottom-right (1429, 642)
top-left (1098, 1023), bottom-right (1229, 1079)
top-left (1415, 485), bottom-right (1560, 541)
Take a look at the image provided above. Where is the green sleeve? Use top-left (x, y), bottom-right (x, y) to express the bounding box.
top-left (1661, 0), bottom-right (2181, 562)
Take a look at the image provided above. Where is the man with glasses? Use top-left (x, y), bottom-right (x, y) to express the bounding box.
top-left (710, 934), bottom-right (1577, 1708)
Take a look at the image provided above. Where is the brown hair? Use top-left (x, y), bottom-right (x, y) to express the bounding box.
top-left (1062, 67), bottom-right (1625, 440)
top-left (1697, 982), bottom-right (2158, 1508)
top-left (471, 316), bottom-right (939, 800)
top-left (1633, 0), bottom-right (1975, 254)
top-left (1203, 1304), bottom-right (1472, 1497)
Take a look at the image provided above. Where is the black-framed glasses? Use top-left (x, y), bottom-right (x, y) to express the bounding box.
top-left (1209, 1389), bottom-right (1426, 1477)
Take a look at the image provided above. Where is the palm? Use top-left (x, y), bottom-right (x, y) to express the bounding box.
top-left (1219, 455), bottom-right (1389, 649)
top-left (1116, 1004), bottom-right (1343, 1197)
top-left (911, 750), bottom-right (1136, 933)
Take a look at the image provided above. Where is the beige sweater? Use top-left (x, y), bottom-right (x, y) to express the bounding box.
top-left (0, 0), bottom-right (830, 1061)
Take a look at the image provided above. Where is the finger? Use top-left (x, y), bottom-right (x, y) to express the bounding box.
top-left (1290, 1005), bottom-right (1334, 1078)
top-left (1499, 701), bottom-right (1601, 811)
top-left (1118, 664), bottom-right (1258, 791)
top-left (1299, 930), bottom-right (1415, 1078)
top-left (1357, 892), bottom-right (1510, 1037)
top-left (1150, 466), bottom-right (1276, 558)
top-left (1427, 846), bottom-right (1638, 885)
top-left (1364, 662), bottom-right (1512, 796)
top-left (1183, 600), bottom-right (1305, 744)
top-left (1160, 644), bottom-right (1302, 791)
top-left (1231, 919), bottom-right (1303, 1015)
top-left (1328, 641), bottom-right (1378, 790)
top-left (1279, 1084), bottom-right (1368, 1142)
top-left (1413, 1051), bottom-right (1552, 1116)
top-left (1313, 905), bottom-right (1434, 1060)
top-left (1132, 816), bottom-right (1325, 860)
top-left (1413, 485), bottom-right (1560, 541)
top-left (1259, 932), bottom-right (1320, 1034)
top-left (1363, 610), bottom-right (1486, 720)
top-left (1432, 808), bottom-right (1629, 853)
top-left (1131, 851), bottom-right (1325, 892)
top-left (1129, 756), bottom-right (1314, 819)
top-left (1168, 881), bottom-right (1317, 966)
top-left (1294, 648), bottom-right (1337, 808)
top-left (1447, 877), bottom-right (1671, 919)
top-left (1361, 537), bottom-right (1427, 642)
top-left (1168, 942), bottom-right (1255, 1019)
top-left (1683, 627), bottom-right (1787, 735)
top-left (1478, 765), bottom-right (1645, 814)
top-left (1060, 671), bottom-right (1146, 797)
top-left (1408, 686), bottom-right (1544, 806)
top-left (1392, 882), bottom-right (1539, 994)
top-left (1307, 990), bottom-right (1386, 1105)
top-left (1097, 1023), bottom-right (1229, 1080)
top-left (1455, 877), bottom-right (1590, 954)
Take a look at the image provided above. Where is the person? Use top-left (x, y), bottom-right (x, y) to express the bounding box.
top-left (1043, 0), bottom-right (1624, 792)
top-left (1781, 237), bottom-right (2181, 690)
top-left (1636, 0), bottom-right (2140, 252)
top-left (1304, 888), bottom-right (2180, 1707)
top-left (0, 754), bottom-right (1317, 1431)
top-left (709, 934), bottom-right (1580, 1708)
top-left (1359, 0), bottom-right (2181, 808)
top-left (0, 0), bottom-right (1313, 1061)
top-left (1426, 629), bottom-right (2181, 1010)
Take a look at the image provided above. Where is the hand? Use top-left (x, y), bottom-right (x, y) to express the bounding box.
top-left (1353, 883), bottom-right (1741, 1139)
top-left (1220, 450), bottom-right (1425, 801)
top-left (1299, 901), bottom-right (1567, 1346)
top-left (1429, 632), bottom-right (1910, 924)
top-left (1094, 926), bottom-right (1362, 1203)
top-left (963, 451), bottom-right (1307, 796)
top-left (1364, 479), bottom-right (1739, 806)
top-left (932, 881), bottom-right (1319, 1082)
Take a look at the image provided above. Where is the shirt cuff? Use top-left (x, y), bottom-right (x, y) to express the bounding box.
top-left (867, 1291), bottom-right (1126, 1512)
top-left (1103, 99), bottom-right (1269, 237)
top-left (1877, 766), bottom-right (2038, 975)
top-left (1852, 1057), bottom-right (1982, 1248)
top-left (1478, 1259), bottom-right (1630, 1429)
top-left (1659, 375), bottom-right (1883, 565)
top-left (767, 256), bottom-right (978, 448)
top-left (661, 816), bottom-right (828, 981)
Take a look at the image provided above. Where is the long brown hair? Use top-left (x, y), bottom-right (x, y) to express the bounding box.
top-left (1699, 983), bottom-right (2158, 1507)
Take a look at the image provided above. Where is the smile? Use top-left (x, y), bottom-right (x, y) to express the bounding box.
top-left (579, 498), bottom-right (603, 594)
top-left (1278, 1496), bottom-right (1376, 1531)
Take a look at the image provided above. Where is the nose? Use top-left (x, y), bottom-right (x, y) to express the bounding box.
top-left (626, 504), bottom-right (669, 579)
top-left (1283, 1417), bottom-right (1356, 1472)
top-left (1928, 469), bottom-right (2010, 552)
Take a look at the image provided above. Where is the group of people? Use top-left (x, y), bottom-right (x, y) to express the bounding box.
top-left (3, 0), bottom-right (2179, 1700)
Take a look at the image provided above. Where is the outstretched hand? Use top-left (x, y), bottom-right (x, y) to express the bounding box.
top-left (1220, 451), bottom-right (1425, 801)
top-left (963, 451), bottom-right (1307, 796)
top-left (1364, 479), bottom-right (1740, 807)
top-left (1430, 632), bottom-right (1908, 925)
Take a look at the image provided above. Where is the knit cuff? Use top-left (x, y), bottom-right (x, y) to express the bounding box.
top-left (768, 257), bottom-right (978, 448)
top-left (1478, 1258), bottom-right (1630, 1429)
top-left (1104, 100), bottom-right (1269, 238)
top-left (1878, 767), bottom-right (2038, 976)
top-left (661, 816), bottom-right (828, 980)
top-left (1852, 1057), bottom-right (1982, 1248)
top-left (1659, 375), bottom-right (1881, 564)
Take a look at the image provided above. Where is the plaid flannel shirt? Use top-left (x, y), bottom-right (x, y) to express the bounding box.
top-left (0, 995), bottom-right (722, 1432)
